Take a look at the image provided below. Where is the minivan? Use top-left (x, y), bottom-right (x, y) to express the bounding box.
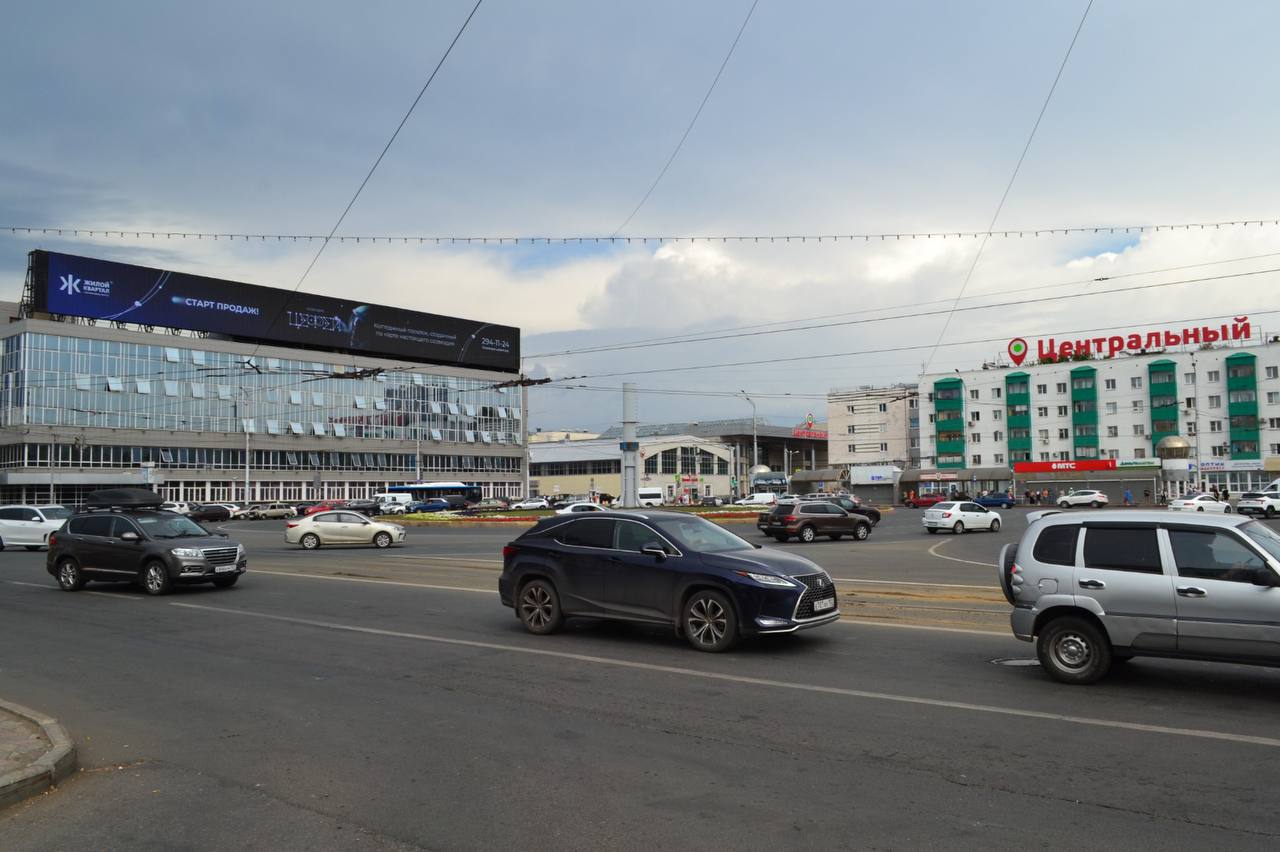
top-left (374, 493), bottom-right (413, 507)
top-left (637, 487), bottom-right (664, 508)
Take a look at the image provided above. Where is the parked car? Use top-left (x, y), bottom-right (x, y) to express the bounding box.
top-left (159, 501), bottom-right (196, 516)
top-left (499, 511), bottom-right (840, 651)
top-left (733, 493), bottom-right (778, 507)
top-left (1236, 491), bottom-right (1280, 518)
top-left (510, 498), bottom-right (551, 511)
top-left (246, 502), bottom-right (297, 520)
top-left (344, 499), bottom-right (381, 515)
top-left (47, 488), bottom-right (246, 595)
top-left (303, 501), bottom-right (346, 516)
top-left (286, 511), bottom-right (405, 550)
top-left (555, 501), bottom-right (606, 515)
top-left (186, 504), bottom-right (232, 523)
top-left (819, 496), bottom-right (881, 526)
top-left (408, 498), bottom-right (452, 513)
top-left (377, 501), bottom-right (408, 515)
top-left (0, 505), bottom-right (72, 551)
top-left (903, 494), bottom-right (948, 509)
top-left (973, 493), bottom-right (1017, 509)
top-left (1057, 489), bottom-right (1109, 509)
top-left (758, 500), bottom-right (874, 543)
top-left (637, 487), bottom-right (665, 508)
top-left (998, 509), bottom-right (1280, 684)
top-left (470, 498), bottom-right (512, 513)
top-left (921, 501), bottom-right (1002, 534)
top-left (1167, 493), bottom-right (1232, 514)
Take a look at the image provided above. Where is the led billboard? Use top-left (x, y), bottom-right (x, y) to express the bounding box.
top-left (30, 250), bottom-right (519, 372)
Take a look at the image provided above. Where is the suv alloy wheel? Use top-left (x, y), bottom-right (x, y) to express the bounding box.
top-left (798, 525), bottom-right (817, 543)
top-left (683, 589), bottom-right (738, 652)
top-left (142, 561), bottom-right (172, 596)
top-left (56, 558), bottom-right (84, 591)
top-left (518, 579), bottom-right (563, 634)
top-left (853, 524), bottom-right (870, 541)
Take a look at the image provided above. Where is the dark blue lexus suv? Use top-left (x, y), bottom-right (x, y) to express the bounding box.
top-left (498, 511), bottom-right (839, 651)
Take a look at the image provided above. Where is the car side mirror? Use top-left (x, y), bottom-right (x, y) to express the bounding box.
top-left (641, 542), bottom-right (667, 561)
top-left (120, 531), bottom-right (140, 542)
top-left (1253, 569), bottom-right (1280, 587)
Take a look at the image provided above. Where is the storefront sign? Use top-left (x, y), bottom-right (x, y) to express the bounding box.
top-left (791, 427), bottom-right (828, 439)
top-left (1013, 460), bottom-right (1117, 473)
top-left (1116, 459), bottom-right (1160, 469)
top-left (1012, 316), bottom-right (1251, 362)
top-left (32, 250), bottom-right (521, 372)
top-left (1197, 459), bottom-right (1264, 472)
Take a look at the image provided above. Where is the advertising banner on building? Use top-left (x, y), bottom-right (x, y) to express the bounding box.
top-left (1013, 460), bottom-right (1118, 473)
top-left (31, 250), bottom-right (520, 372)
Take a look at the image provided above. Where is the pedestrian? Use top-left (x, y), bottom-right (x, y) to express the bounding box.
top-left (1123, 488), bottom-right (1133, 507)
top-left (1223, 488), bottom-right (1230, 502)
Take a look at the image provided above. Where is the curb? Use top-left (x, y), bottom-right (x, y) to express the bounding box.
top-left (0, 698), bottom-right (77, 811)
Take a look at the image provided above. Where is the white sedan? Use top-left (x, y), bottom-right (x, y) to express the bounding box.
top-left (510, 498), bottom-right (550, 510)
top-left (1167, 493), bottom-right (1232, 513)
top-left (1057, 489), bottom-right (1109, 509)
top-left (286, 511), bottom-right (406, 549)
top-left (922, 501), bottom-right (1002, 534)
top-left (555, 501), bottom-right (606, 515)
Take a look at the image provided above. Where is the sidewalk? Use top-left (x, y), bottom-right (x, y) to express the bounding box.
top-left (0, 698), bottom-right (76, 810)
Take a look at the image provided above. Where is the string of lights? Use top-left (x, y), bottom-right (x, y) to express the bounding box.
top-left (6, 217), bottom-right (1280, 246)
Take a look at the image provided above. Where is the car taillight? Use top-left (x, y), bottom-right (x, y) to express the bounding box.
top-left (942, 512), bottom-right (952, 518)
top-left (48, 533), bottom-right (57, 548)
top-left (286, 522), bottom-right (299, 528)
top-left (782, 515), bottom-right (797, 523)
top-left (502, 546), bottom-right (518, 559)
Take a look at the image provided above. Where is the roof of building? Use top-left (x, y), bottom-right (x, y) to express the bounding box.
top-left (597, 418), bottom-right (826, 441)
top-left (529, 435), bottom-right (717, 463)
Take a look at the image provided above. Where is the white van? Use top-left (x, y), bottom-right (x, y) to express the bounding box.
top-left (374, 493), bottom-right (413, 507)
top-left (734, 493), bottom-right (778, 506)
top-left (637, 487), bottom-right (664, 508)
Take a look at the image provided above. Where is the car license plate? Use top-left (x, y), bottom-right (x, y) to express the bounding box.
top-left (813, 597), bottom-right (835, 613)
top-left (215, 565), bottom-right (236, 574)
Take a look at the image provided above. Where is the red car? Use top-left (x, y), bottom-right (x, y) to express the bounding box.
top-left (304, 501), bottom-right (346, 516)
top-left (904, 494), bottom-right (949, 509)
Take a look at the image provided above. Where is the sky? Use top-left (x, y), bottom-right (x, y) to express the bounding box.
top-left (4, 0), bottom-right (1280, 433)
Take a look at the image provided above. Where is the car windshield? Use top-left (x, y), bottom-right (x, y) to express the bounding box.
top-left (1241, 521), bottom-right (1280, 563)
top-left (137, 514), bottom-right (210, 538)
top-left (40, 506), bottom-right (72, 520)
top-left (654, 516), bottom-right (752, 553)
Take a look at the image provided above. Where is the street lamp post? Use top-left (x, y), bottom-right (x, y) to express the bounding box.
top-left (740, 390), bottom-right (758, 468)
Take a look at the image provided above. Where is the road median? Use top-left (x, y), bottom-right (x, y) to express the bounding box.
top-left (0, 698), bottom-right (76, 810)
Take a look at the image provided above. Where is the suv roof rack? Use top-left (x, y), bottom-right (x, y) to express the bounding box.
top-left (83, 487), bottom-right (164, 509)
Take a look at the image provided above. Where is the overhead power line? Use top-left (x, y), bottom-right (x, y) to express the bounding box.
top-left (7, 216), bottom-right (1279, 246)
top-left (527, 265), bottom-right (1280, 359)
top-left (922, 0), bottom-right (1094, 374)
top-left (610, 0), bottom-right (759, 237)
top-left (528, 249), bottom-right (1280, 358)
top-left (544, 308), bottom-right (1280, 382)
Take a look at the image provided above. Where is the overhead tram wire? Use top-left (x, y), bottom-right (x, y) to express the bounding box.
top-left (921, 0), bottom-right (1094, 375)
top-left (12, 217), bottom-right (1280, 247)
top-left (541, 307), bottom-right (1280, 382)
top-left (609, 0), bottom-right (759, 238)
top-left (242, 0), bottom-right (484, 366)
top-left (527, 265), bottom-right (1280, 358)
top-left (527, 249), bottom-right (1280, 359)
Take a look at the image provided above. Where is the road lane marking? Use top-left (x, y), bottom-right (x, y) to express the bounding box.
top-left (170, 601), bottom-right (1280, 749)
top-left (832, 577), bottom-right (994, 590)
top-left (251, 569), bottom-right (497, 594)
top-left (5, 579), bottom-right (137, 600)
top-left (927, 540), bottom-right (997, 567)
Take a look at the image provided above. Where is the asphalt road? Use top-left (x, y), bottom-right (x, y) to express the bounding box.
top-left (3, 508), bottom-right (1280, 849)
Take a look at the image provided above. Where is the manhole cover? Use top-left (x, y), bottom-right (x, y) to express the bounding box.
top-left (990, 657), bottom-right (1040, 667)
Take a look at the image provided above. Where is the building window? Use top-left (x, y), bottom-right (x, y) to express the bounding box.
top-left (1132, 400), bottom-right (1144, 412)
top-left (847, 425), bottom-right (856, 434)
top-left (1133, 448), bottom-right (1146, 459)
top-left (1210, 420), bottom-right (1222, 432)
top-left (1207, 394), bottom-right (1222, 408)
top-left (994, 453), bottom-right (1004, 464)
top-left (1057, 382), bottom-right (1069, 393)
top-left (1036, 384), bottom-right (1047, 394)
top-left (1134, 424), bottom-right (1145, 436)
top-left (1105, 448), bottom-right (1119, 459)
top-left (1054, 451), bottom-right (1071, 461)
top-left (1105, 401), bottom-right (1117, 415)
top-left (993, 430), bottom-right (1003, 441)
top-left (289, 390), bottom-right (302, 405)
top-left (970, 411), bottom-right (981, 421)
top-left (1184, 396), bottom-right (1195, 409)
top-left (1268, 366), bottom-right (1279, 380)
top-left (1105, 379), bottom-right (1117, 390)
top-left (879, 443), bottom-right (888, 452)
top-left (993, 409), bottom-right (1002, 421)
top-left (1057, 428), bottom-right (1069, 439)
top-left (969, 389), bottom-right (979, 400)
top-left (1230, 390), bottom-right (1257, 404)
top-left (1269, 418), bottom-right (1280, 429)
top-left (1207, 370), bottom-right (1221, 382)
top-left (1184, 372), bottom-right (1195, 384)
top-left (970, 432), bottom-right (981, 443)
top-left (878, 402), bottom-right (887, 412)
top-left (1211, 445), bottom-right (1227, 457)
top-left (1036, 406), bottom-right (1048, 417)
top-left (1268, 392), bottom-right (1280, 405)
top-left (1057, 406), bottom-right (1068, 417)
top-left (1271, 444), bottom-right (1280, 455)
top-left (1130, 377), bottom-right (1143, 389)
top-left (135, 379), bottom-right (152, 394)
top-left (971, 454), bottom-right (982, 465)
top-left (990, 388), bottom-right (1001, 399)
top-left (1039, 452), bottom-right (1050, 461)
top-left (1106, 425), bottom-right (1118, 437)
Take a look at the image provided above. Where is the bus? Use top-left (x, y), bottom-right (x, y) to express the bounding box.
top-left (386, 482), bottom-right (483, 508)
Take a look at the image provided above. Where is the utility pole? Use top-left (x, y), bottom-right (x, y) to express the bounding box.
top-left (740, 390), bottom-right (758, 468)
top-left (620, 382), bottom-right (640, 507)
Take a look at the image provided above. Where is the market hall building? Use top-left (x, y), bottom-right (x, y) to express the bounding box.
top-left (916, 318), bottom-right (1280, 499)
top-left (0, 250), bottom-right (526, 505)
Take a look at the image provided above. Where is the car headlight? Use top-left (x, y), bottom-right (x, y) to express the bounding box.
top-left (738, 571), bottom-right (796, 588)
top-left (171, 547), bottom-right (202, 558)
top-left (236, 544), bottom-right (245, 559)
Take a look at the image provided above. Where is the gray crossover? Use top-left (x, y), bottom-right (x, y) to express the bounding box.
top-left (999, 510), bottom-right (1280, 684)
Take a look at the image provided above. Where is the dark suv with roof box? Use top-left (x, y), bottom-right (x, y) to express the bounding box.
top-left (46, 488), bottom-right (247, 596)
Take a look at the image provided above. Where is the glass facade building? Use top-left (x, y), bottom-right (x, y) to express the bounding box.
top-left (0, 311), bottom-right (526, 505)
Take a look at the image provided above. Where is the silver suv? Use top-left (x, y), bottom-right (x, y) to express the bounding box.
top-left (998, 510), bottom-right (1280, 684)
